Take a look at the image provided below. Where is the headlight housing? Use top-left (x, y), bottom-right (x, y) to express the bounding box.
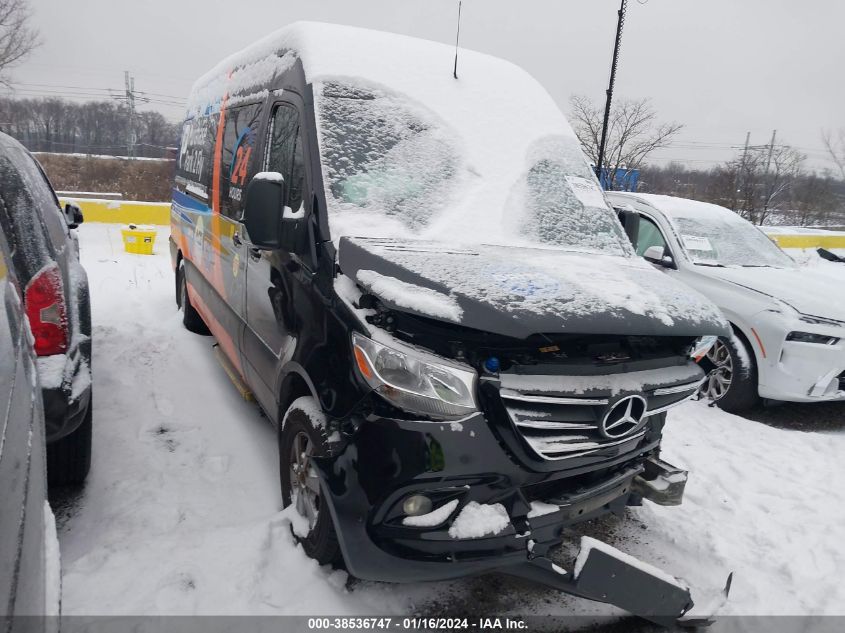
top-left (687, 335), bottom-right (718, 361)
top-left (786, 331), bottom-right (839, 346)
top-left (352, 332), bottom-right (477, 419)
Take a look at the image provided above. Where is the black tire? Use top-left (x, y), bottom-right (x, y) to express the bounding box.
top-left (279, 399), bottom-right (341, 566)
top-left (699, 334), bottom-right (759, 413)
top-left (178, 260), bottom-right (210, 335)
top-left (47, 395), bottom-right (92, 486)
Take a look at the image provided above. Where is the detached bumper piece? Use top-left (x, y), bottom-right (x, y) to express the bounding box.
top-left (507, 536), bottom-right (726, 628)
top-left (633, 457), bottom-right (688, 506)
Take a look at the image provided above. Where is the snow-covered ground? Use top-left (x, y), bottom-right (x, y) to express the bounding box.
top-left (55, 223), bottom-right (845, 620)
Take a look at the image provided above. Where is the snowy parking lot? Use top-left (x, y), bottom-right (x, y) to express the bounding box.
top-left (52, 223), bottom-right (845, 622)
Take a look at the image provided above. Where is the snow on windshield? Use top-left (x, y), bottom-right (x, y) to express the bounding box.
top-left (318, 82), bottom-right (461, 231)
top-left (671, 215), bottom-right (795, 268)
top-left (316, 81), bottom-right (631, 255)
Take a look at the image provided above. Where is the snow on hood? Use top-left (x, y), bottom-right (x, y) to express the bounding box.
top-left (697, 265), bottom-right (845, 322)
top-left (340, 237), bottom-right (728, 339)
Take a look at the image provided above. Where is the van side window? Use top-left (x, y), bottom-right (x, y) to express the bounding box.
top-left (176, 115), bottom-right (217, 203)
top-left (265, 105), bottom-right (305, 215)
top-left (636, 215), bottom-right (669, 257)
top-left (220, 103), bottom-right (263, 219)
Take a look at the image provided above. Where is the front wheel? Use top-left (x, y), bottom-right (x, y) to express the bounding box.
top-left (699, 334), bottom-right (759, 413)
top-left (279, 397), bottom-right (341, 566)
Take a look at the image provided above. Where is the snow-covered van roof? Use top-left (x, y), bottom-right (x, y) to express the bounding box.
top-left (188, 22), bottom-right (632, 256)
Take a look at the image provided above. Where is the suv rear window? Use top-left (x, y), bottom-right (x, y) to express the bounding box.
top-left (0, 145), bottom-right (61, 277)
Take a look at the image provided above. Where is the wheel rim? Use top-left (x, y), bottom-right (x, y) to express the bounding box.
top-left (700, 339), bottom-right (733, 401)
top-left (289, 431), bottom-right (320, 531)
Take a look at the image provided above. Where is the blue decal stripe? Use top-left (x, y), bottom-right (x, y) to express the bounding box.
top-left (172, 188), bottom-right (212, 214)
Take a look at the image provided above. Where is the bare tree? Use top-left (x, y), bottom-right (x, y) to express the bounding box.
top-left (706, 143), bottom-right (804, 225)
top-left (822, 129), bottom-right (845, 179)
top-left (790, 173), bottom-right (834, 226)
top-left (757, 144), bottom-right (804, 225)
top-left (0, 0), bottom-right (39, 85)
top-left (569, 95), bottom-right (683, 189)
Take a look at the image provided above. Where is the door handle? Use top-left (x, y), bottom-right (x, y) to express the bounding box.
top-left (233, 232), bottom-right (243, 247)
top-left (248, 247), bottom-right (262, 261)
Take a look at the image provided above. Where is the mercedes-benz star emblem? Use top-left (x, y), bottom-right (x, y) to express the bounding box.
top-left (600, 395), bottom-right (648, 439)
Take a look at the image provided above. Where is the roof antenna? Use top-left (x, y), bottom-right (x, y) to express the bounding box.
top-left (453, 0), bottom-right (462, 79)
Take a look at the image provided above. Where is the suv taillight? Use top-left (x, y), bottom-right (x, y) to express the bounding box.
top-left (25, 263), bottom-right (69, 356)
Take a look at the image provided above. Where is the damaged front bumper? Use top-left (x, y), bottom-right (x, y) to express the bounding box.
top-left (312, 409), bottom-right (714, 626)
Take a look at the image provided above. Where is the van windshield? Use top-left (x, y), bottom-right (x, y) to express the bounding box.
top-left (315, 81), bottom-right (632, 257)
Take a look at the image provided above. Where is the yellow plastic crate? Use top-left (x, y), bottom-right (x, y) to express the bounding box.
top-left (121, 225), bottom-right (157, 255)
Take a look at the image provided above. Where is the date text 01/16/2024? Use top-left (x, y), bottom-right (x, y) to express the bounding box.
top-left (306, 618), bottom-right (528, 630)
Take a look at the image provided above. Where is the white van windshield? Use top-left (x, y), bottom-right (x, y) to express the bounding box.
top-left (315, 81), bottom-right (632, 257)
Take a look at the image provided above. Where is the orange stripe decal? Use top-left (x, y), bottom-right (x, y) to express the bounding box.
top-left (210, 71), bottom-right (232, 301)
top-left (187, 280), bottom-right (243, 377)
top-left (750, 327), bottom-right (767, 359)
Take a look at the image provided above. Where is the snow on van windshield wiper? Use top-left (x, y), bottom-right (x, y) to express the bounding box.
top-left (315, 80), bottom-right (633, 257)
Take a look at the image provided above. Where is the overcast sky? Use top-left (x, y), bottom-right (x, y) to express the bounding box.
top-left (9, 0), bottom-right (845, 170)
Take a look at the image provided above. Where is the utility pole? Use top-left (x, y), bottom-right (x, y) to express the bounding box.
top-left (761, 129), bottom-right (776, 224)
top-left (738, 131), bottom-right (750, 213)
top-left (764, 129), bottom-right (776, 174)
top-left (595, 0), bottom-right (627, 189)
top-left (124, 71), bottom-right (137, 158)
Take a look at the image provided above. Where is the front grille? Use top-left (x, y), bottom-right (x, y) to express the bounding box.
top-left (499, 373), bottom-right (703, 462)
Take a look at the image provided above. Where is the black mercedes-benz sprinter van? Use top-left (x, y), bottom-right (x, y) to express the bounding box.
top-left (171, 22), bottom-right (728, 622)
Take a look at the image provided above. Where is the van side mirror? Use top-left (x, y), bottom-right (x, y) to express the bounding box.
top-left (243, 173), bottom-right (285, 249)
top-left (643, 245), bottom-right (675, 268)
top-left (64, 202), bottom-right (84, 229)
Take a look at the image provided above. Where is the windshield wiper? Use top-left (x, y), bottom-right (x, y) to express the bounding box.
top-left (694, 262), bottom-right (726, 267)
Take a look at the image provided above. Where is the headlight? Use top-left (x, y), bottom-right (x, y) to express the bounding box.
top-left (786, 331), bottom-right (839, 346)
top-left (688, 335), bottom-right (718, 360)
top-left (352, 332), bottom-right (477, 419)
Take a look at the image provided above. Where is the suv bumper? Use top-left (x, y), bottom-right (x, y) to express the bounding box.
top-left (313, 410), bottom-right (677, 584)
top-left (38, 347), bottom-right (92, 443)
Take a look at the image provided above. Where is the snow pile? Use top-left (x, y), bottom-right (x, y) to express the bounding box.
top-left (253, 171), bottom-right (284, 182)
top-left (355, 269), bottom-right (462, 322)
top-left (43, 501), bottom-right (61, 617)
top-left (36, 355), bottom-right (67, 390)
top-left (527, 501), bottom-right (559, 519)
top-left (573, 536), bottom-right (686, 590)
top-left (402, 499), bottom-right (459, 528)
top-left (448, 502), bottom-right (510, 539)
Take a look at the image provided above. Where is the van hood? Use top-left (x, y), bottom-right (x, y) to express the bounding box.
top-left (339, 237), bottom-right (728, 339)
top-left (696, 265), bottom-right (845, 323)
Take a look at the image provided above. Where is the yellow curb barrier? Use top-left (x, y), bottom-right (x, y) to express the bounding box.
top-left (768, 234), bottom-right (845, 249)
top-left (59, 198), bottom-right (170, 226)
